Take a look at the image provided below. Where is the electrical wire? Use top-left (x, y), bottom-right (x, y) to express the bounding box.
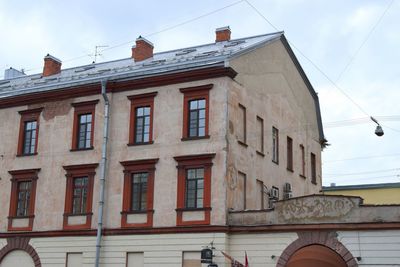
top-left (324, 152), bottom-right (400, 163)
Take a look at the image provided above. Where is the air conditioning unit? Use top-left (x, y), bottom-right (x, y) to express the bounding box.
top-left (269, 186), bottom-right (279, 200)
top-left (283, 192), bottom-right (293, 200)
top-left (283, 182), bottom-right (292, 193)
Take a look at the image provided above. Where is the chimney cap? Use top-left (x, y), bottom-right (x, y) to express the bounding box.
top-left (44, 54), bottom-right (62, 64)
top-left (215, 26), bottom-right (231, 32)
top-left (136, 36), bottom-right (154, 48)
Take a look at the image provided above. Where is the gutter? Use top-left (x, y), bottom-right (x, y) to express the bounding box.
top-left (95, 80), bottom-right (110, 267)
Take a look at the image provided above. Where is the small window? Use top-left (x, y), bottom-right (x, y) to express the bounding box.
top-left (17, 108), bottom-right (43, 156)
top-left (71, 100), bottom-right (99, 151)
top-left (131, 172), bottom-right (148, 211)
top-left (256, 116), bottom-right (264, 154)
top-left (180, 84), bottom-right (213, 140)
top-left (237, 104), bottom-right (247, 145)
top-left (272, 127), bottom-right (279, 164)
top-left (300, 144), bottom-right (306, 177)
top-left (287, 136), bottom-right (293, 171)
top-left (128, 92), bottom-right (157, 145)
top-left (311, 153), bottom-right (317, 184)
top-left (185, 168), bottom-right (204, 209)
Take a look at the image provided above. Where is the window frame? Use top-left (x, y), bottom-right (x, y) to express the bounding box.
top-left (180, 84), bottom-right (213, 141)
top-left (174, 153), bottom-right (215, 226)
top-left (8, 168), bottom-right (40, 231)
top-left (127, 92), bottom-right (157, 146)
top-left (311, 153), bottom-right (317, 184)
top-left (120, 158), bottom-right (158, 228)
top-left (237, 104), bottom-right (247, 147)
top-left (184, 168), bottom-right (205, 209)
top-left (300, 144), bottom-right (306, 178)
top-left (71, 100), bottom-right (99, 151)
top-left (272, 127), bottom-right (279, 164)
top-left (287, 136), bottom-right (293, 172)
top-left (62, 163), bottom-right (98, 230)
top-left (256, 116), bottom-right (264, 155)
top-left (17, 108), bottom-right (43, 156)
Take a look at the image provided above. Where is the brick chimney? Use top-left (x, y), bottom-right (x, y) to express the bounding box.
top-left (215, 26), bottom-right (231, 42)
top-left (131, 36), bottom-right (154, 62)
top-left (43, 54), bottom-right (62, 77)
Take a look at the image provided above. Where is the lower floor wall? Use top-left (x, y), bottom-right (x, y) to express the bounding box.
top-left (0, 229), bottom-right (399, 267)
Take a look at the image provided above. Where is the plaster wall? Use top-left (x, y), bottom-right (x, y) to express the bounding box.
top-left (227, 39), bottom-right (322, 210)
top-left (0, 77), bottom-right (229, 231)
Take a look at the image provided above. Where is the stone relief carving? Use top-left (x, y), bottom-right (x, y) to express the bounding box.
top-left (278, 196), bottom-right (357, 221)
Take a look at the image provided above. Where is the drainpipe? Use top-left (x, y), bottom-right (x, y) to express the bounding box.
top-left (95, 80), bottom-right (110, 267)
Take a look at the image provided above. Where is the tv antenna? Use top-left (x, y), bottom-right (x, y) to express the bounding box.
top-left (92, 45), bottom-right (109, 63)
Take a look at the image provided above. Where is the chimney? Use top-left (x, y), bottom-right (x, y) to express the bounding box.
top-left (215, 26), bottom-right (231, 42)
top-left (43, 54), bottom-right (62, 77)
top-left (131, 36), bottom-right (154, 62)
top-left (4, 67), bottom-right (26, 79)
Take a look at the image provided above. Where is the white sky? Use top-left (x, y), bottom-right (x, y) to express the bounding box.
top-left (1, 0), bottom-right (399, 186)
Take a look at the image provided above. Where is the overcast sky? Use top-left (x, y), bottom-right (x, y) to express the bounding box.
top-left (1, 0), bottom-right (399, 186)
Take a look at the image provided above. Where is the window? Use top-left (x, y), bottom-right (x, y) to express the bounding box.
top-left (180, 84), bottom-right (213, 140)
top-left (287, 136), bottom-right (293, 171)
top-left (120, 159), bottom-right (158, 227)
top-left (237, 104), bottom-right (247, 146)
top-left (256, 179), bottom-right (264, 210)
top-left (8, 168), bottom-right (40, 231)
top-left (174, 153), bottom-right (215, 226)
top-left (300, 144), bottom-right (306, 177)
top-left (236, 172), bottom-right (247, 210)
top-left (128, 92), bottom-right (157, 145)
top-left (63, 164), bottom-right (98, 229)
top-left (71, 100), bottom-right (99, 151)
top-left (185, 168), bottom-right (204, 209)
top-left (17, 108), bottom-right (43, 156)
top-left (311, 153), bottom-right (317, 184)
top-left (256, 116), bottom-right (264, 154)
top-left (272, 127), bottom-right (279, 164)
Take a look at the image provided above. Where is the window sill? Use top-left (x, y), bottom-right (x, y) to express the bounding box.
top-left (272, 160), bottom-right (279, 165)
top-left (311, 181), bottom-right (317, 185)
top-left (256, 151), bottom-right (265, 157)
top-left (299, 174), bottom-right (306, 179)
top-left (121, 210), bottom-right (154, 215)
top-left (181, 135), bottom-right (210, 141)
top-left (287, 168), bottom-right (294, 172)
top-left (63, 212), bottom-right (93, 217)
top-left (70, 147), bottom-right (94, 152)
top-left (8, 215), bottom-right (35, 219)
top-left (175, 207), bottom-right (212, 212)
top-left (16, 153), bottom-right (38, 157)
top-left (237, 140), bottom-right (248, 147)
top-left (127, 141), bottom-right (154, 146)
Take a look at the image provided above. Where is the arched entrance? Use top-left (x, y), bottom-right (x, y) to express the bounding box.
top-left (287, 245), bottom-right (347, 267)
top-left (1, 250), bottom-right (35, 267)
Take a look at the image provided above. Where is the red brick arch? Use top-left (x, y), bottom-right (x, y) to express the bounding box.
top-left (277, 231), bottom-right (358, 267)
top-left (0, 237), bottom-right (41, 267)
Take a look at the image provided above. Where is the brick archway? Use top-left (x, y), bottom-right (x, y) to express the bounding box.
top-left (277, 231), bottom-right (358, 267)
top-left (0, 237), bottom-right (41, 267)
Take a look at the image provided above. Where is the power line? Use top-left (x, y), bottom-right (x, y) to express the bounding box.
top-left (323, 152), bottom-right (400, 163)
top-left (324, 168), bottom-right (400, 177)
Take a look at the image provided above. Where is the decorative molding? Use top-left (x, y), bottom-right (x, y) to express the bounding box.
top-left (0, 237), bottom-right (41, 267)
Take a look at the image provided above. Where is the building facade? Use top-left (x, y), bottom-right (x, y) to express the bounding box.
top-left (2, 27), bottom-right (388, 267)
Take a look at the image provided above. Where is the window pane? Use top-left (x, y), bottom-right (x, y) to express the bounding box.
top-left (131, 173), bottom-right (148, 211)
top-left (199, 109), bottom-right (205, 119)
top-left (190, 100), bottom-right (198, 110)
top-left (198, 127), bottom-right (205, 137)
top-left (198, 99), bottom-right (205, 109)
top-left (86, 114), bottom-right (92, 123)
top-left (143, 107), bottom-right (150, 116)
top-left (136, 107), bottom-right (144, 116)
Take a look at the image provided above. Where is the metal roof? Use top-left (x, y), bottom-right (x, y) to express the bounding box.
top-left (322, 182), bottom-right (400, 191)
top-left (0, 32), bottom-right (283, 99)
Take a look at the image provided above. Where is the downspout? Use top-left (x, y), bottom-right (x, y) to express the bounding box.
top-left (95, 80), bottom-right (110, 267)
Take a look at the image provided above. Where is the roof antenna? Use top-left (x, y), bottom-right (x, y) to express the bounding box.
top-left (92, 45), bottom-right (109, 63)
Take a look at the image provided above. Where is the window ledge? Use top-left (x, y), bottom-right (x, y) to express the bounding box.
top-left (63, 212), bottom-right (93, 217)
top-left (8, 215), bottom-right (35, 219)
top-left (256, 151), bottom-right (265, 157)
top-left (299, 174), bottom-right (306, 179)
top-left (127, 141), bottom-right (154, 146)
top-left (287, 168), bottom-right (294, 172)
top-left (237, 140), bottom-right (248, 147)
top-left (181, 135), bottom-right (210, 141)
top-left (311, 181), bottom-right (317, 185)
top-left (272, 160), bottom-right (279, 165)
top-left (16, 153), bottom-right (38, 157)
top-left (121, 210), bottom-right (154, 215)
top-left (70, 147), bottom-right (94, 152)
top-left (175, 207), bottom-right (212, 212)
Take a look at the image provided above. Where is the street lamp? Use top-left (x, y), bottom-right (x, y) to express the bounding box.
top-left (371, 117), bottom-right (384, 137)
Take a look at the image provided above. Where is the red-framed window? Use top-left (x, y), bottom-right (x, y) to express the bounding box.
top-left (174, 153), bottom-right (215, 226)
top-left (8, 168), bottom-right (40, 231)
top-left (180, 84), bottom-right (213, 140)
top-left (120, 159), bottom-right (158, 228)
top-left (127, 92), bottom-right (157, 146)
top-left (17, 108), bottom-right (43, 156)
top-left (287, 136), bottom-right (293, 172)
top-left (62, 163), bottom-right (98, 229)
top-left (71, 100), bottom-right (99, 151)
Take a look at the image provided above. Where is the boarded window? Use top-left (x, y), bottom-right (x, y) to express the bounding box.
top-left (311, 153), bottom-right (317, 184)
top-left (182, 251), bottom-right (201, 267)
top-left (67, 253), bottom-right (82, 267)
top-left (272, 127), bottom-right (279, 163)
top-left (256, 116), bottom-right (264, 153)
top-left (237, 104), bottom-right (246, 144)
top-left (256, 179), bottom-right (264, 210)
top-left (233, 172), bottom-right (247, 210)
top-left (127, 252), bottom-right (144, 267)
top-left (300, 145), bottom-right (305, 177)
top-left (287, 136), bottom-right (293, 171)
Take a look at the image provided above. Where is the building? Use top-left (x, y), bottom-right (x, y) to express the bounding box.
top-left (322, 182), bottom-right (400, 204)
top-left (3, 26), bottom-right (395, 267)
